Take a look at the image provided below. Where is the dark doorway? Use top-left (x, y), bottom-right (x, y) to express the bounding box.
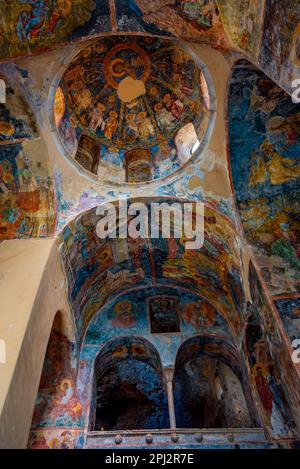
top-left (92, 337), bottom-right (169, 431)
top-left (173, 336), bottom-right (254, 428)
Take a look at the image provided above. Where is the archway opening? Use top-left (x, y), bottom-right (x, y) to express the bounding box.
top-left (28, 311), bottom-right (80, 449)
top-left (75, 133), bottom-right (99, 175)
top-left (173, 336), bottom-right (254, 429)
top-left (91, 337), bottom-right (169, 431)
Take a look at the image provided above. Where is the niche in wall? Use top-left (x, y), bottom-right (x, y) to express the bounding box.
top-left (173, 336), bottom-right (254, 429)
top-left (28, 311), bottom-right (81, 449)
top-left (124, 148), bottom-right (153, 183)
top-left (91, 337), bottom-right (170, 431)
top-left (75, 134), bottom-right (99, 174)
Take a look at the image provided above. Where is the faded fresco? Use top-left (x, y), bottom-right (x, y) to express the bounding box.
top-left (28, 428), bottom-right (84, 449)
top-left (28, 207), bottom-right (300, 447)
top-left (217, 0), bottom-right (265, 57)
top-left (245, 318), bottom-right (295, 438)
top-left (28, 328), bottom-right (84, 449)
top-left (30, 329), bottom-right (82, 429)
top-left (228, 60), bottom-right (300, 296)
top-left (57, 36), bottom-right (210, 182)
top-left (174, 335), bottom-right (254, 428)
top-left (0, 0), bottom-right (102, 59)
top-left (149, 295), bottom-right (180, 333)
top-left (247, 261), bottom-right (300, 436)
top-left (0, 1), bottom-right (230, 61)
top-left (60, 199), bottom-right (247, 343)
top-left (259, 0), bottom-right (300, 93)
top-left (0, 2), bottom-right (299, 450)
top-left (274, 296), bottom-right (300, 345)
top-left (0, 1), bottom-right (298, 96)
top-left (121, 0), bottom-right (230, 47)
top-left (0, 75), bottom-right (55, 239)
top-left (0, 79), bottom-right (38, 142)
top-left (28, 285), bottom-right (247, 446)
top-left (84, 287), bottom-right (233, 353)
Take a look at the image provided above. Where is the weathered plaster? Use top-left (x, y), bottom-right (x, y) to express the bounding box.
top-left (0, 238), bottom-right (72, 448)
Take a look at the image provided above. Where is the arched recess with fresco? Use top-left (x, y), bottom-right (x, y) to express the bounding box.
top-left (173, 335), bottom-right (255, 429)
top-left (27, 198), bottom-right (299, 448)
top-left (90, 336), bottom-right (169, 431)
top-left (227, 59), bottom-right (300, 345)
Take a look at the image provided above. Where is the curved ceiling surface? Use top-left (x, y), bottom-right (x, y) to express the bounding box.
top-left (59, 197), bottom-right (246, 345)
top-left (55, 35), bottom-right (211, 184)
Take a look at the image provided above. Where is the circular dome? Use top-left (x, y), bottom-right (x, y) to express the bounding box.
top-left (55, 36), bottom-right (212, 184)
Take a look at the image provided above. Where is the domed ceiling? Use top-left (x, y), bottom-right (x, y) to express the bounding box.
top-left (55, 36), bottom-right (211, 184)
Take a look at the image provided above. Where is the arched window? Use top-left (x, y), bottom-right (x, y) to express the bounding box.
top-left (0, 78), bottom-right (6, 104)
top-left (75, 134), bottom-right (99, 174)
top-left (124, 148), bottom-right (153, 183)
top-left (175, 123), bottom-right (200, 166)
top-left (90, 336), bottom-right (169, 431)
top-left (54, 86), bottom-right (65, 127)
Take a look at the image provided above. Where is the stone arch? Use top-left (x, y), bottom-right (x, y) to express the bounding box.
top-left (173, 334), bottom-right (257, 429)
top-left (90, 336), bottom-right (169, 431)
top-left (59, 197), bottom-right (249, 347)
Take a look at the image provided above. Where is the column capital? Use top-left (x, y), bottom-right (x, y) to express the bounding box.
top-left (163, 367), bottom-right (175, 384)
